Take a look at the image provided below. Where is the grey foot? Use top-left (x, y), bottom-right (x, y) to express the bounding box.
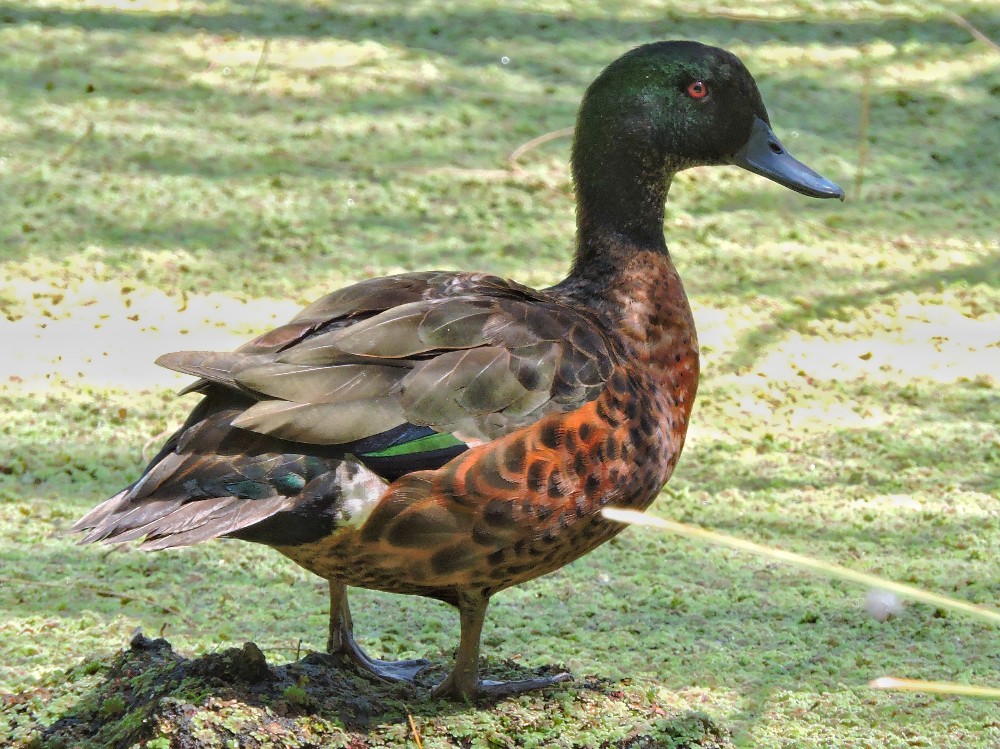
top-left (359, 656), bottom-right (431, 683)
top-left (431, 671), bottom-right (572, 701)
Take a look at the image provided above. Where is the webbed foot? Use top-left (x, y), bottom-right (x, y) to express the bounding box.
top-left (348, 652), bottom-right (430, 683)
top-left (327, 582), bottom-right (429, 684)
top-left (431, 671), bottom-right (572, 701)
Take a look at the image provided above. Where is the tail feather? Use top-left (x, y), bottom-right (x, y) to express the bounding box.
top-left (71, 382), bottom-right (391, 552)
top-left (69, 488), bottom-right (130, 536)
top-left (126, 450), bottom-right (191, 502)
top-left (138, 495), bottom-right (299, 550)
top-left (101, 496), bottom-right (242, 545)
top-left (77, 498), bottom-right (188, 544)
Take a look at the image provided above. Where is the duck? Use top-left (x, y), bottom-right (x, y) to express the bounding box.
top-left (72, 40), bottom-right (843, 701)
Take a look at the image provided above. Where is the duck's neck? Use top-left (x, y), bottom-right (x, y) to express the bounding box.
top-left (570, 158), bottom-right (674, 277)
top-left (552, 159), bottom-right (697, 404)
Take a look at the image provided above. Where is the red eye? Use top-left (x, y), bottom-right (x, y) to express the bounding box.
top-left (686, 80), bottom-right (708, 99)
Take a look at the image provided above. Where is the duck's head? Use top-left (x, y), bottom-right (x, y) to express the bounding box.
top-left (572, 41), bottom-right (843, 250)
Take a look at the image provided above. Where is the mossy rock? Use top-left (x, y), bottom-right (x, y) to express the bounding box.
top-left (27, 633), bottom-right (732, 748)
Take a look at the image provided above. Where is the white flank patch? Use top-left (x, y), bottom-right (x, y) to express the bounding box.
top-left (335, 461), bottom-right (387, 529)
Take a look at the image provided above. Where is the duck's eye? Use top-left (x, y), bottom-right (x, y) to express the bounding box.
top-left (686, 80), bottom-right (708, 99)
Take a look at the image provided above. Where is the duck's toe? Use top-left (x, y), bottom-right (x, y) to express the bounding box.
top-left (431, 671), bottom-right (572, 702)
top-left (361, 656), bottom-right (431, 683)
top-left (329, 646), bottom-right (430, 683)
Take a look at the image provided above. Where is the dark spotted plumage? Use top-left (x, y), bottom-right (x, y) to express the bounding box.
top-left (72, 40), bottom-right (842, 701)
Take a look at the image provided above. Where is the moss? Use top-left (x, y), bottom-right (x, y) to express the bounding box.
top-left (3, 1), bottom-right (999, 747)
top-left (97, 694), bottom-right (126, 720)
top-left (281, 684), bottom-right (312, 709)
top-left (17, 636), bottom-right (730, 748)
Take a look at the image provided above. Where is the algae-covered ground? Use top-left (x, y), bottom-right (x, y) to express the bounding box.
top-left (2, 1), bottom-right (999, 747)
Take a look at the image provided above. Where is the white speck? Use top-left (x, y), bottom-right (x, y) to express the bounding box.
top-left (865, 589), bottom-right (902, 621)
top-left (223, 66), bottom-right (232, 76)
top-left (790, 131), bottom-right (799, 138)
top-left (346, 198), bottom-right (355, 207)
top-left (501, 56), bottom-right (510, 65)
top-left (869, 677), bottom-right (899, 689)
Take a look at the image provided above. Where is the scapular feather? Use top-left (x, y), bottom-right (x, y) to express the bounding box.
top-left (321, 303), bottom-right (431, 358)
top-left (235, 362), bottom-right (404, 404)
top-left (399, 348), bottom-right (510, 422)
top-left (416, 299), bottom-right (493, 349)
top-left (156, 351), bottom-right (247, 385)
top-left (231, 397), bottom-right (407, 445)
top-left (290, 272), bottom-right (437, 324)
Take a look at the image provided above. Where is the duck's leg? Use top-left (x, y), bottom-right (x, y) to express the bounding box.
top-left (431, 592), bottom-right (571, 701)
top-left (326, 581), bottom-right (429, 682)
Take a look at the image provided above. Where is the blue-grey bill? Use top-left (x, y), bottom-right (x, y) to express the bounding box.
top-left (731, 116), bottom-right (845, 200)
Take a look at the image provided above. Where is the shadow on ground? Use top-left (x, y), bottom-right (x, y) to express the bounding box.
top-left (21, 632), bottom-right (732, 748)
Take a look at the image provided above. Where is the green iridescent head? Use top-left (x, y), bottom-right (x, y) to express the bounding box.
top-left (573, 40), bottom-right (843, 200)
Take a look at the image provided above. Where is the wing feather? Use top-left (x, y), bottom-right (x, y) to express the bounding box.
top-left (232, 397), bottom-right (407, 444)
top-left (290, 272), bottom-right (438, 324)
top-left (400, 348), bottom-right (520, 423)
top-left (148, 272), bottom-right (618, 454)
top-left (73, 271), bottom-right (623, 552)
top-left (235, 362), bottom-right (404, 403)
